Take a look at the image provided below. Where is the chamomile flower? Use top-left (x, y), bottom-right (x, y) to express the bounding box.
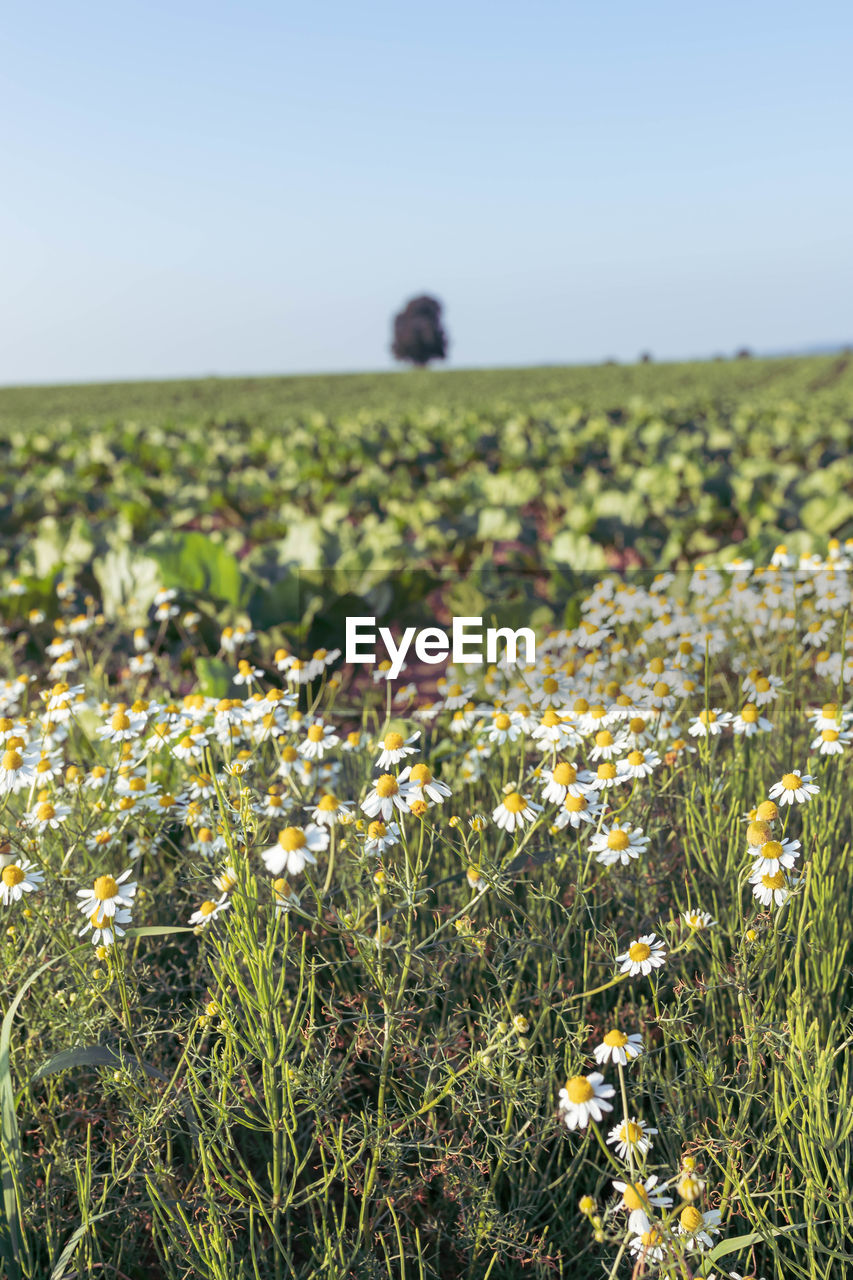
top-left (262, 825), bottom-right (328, 876)
top-left (617, 747), bottom-right (661, 779)
top-left (749, 867), bottom-right (790, 907)
top-left (298, 721), bottom-right (340, 760)
top-left (307, 793), bottom-right (353, 827)
top-left (80, 905), bottom-right (132, 947)
top-left (76, 868), bottom-right (137, 920)
top-left (374, 730), bottom-right (420, 769)
top-left (485, 711), bottom-right (523, 745)
top-left (553, 791), bottom-right (603, 828)
top-left (0, 859), bottom-right (44, 906)
top-left (627, 1227), bottom-right (667, 1265)
top-left (607, 1116), bottom-right (657, 1160)
top-left (540, 760), bottom-right (591, 804)
top-left (768, 771), bottom-right (820, 805)
top-left (593, 1029), bottom-right (644, 1066)
top-left (612, 1175), bottom-right (673, 1236)
top-left (616, 934), bottom-right (667, 977)
top-left (557, 1072), bottom-right (615, 1130)
top-left (189, 896), bottom-right (231, 930)
top-left (362, 774), bottom-right (411, 821)
top-left (363, 820), bottom-right (400, 855)
top-left (810, 726), bottom-right (850, 755)
top-left (750, 837), bottom-right (800, 875)
top-left (688, 708), bottom-right (733, 737)
top-left (682, 908), bottom-right (716, 930)
top-left (677, 1205), bottom-right (723, 1251)
top-left (590, 823), bottom-right (649, 867)
top-left (398, 762), bottom-right (452, 806)
top-left (0, 746), bottom-right (39, 795)
top-left (492, 791), bottom-right (542, 833)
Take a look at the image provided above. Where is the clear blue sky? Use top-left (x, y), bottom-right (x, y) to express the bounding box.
top-left (2, 0), bottom-right (851, 384)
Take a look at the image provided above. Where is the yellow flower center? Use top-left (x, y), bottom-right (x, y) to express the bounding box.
top-left (622, 1183), bottom-right (649, 1211)
top-left (281, 745), bottom-right (298, 762)
top-left (552, 762), bottom-right (577, 786)
top-left (317, 794), bottom-right (338, 811)
top-left (679, 1206), bottom-right (704, 1233)
top-left (741, 703), bottom-right (759, 723)
top-left (652, 682), bottom-right (670, 698)
top-left (36, 803), bottom-right (55, 821)
top-left (306, 724), bottom-right (325, 742)
top-left (409, 763), bottom-right (432, 785)
top-left (541, 708), bottom-right (562, 727)
top-left (596, 762), bottom-right (617, 780)
top-left (502, 792), bottom-right (526, 813)
top-left (367, 821), bottom-right (387, 840)
top-left (648, 657), bottom-right (665, 674)
top-left (603, 1029), bottom-right (628, 1047)
top-left (781, 773), bottom-right (802, 790)
top-left (111, 710), bottom-right (131, 731)
top-left (565, 794), bottom-right (587, 812)
top-left (746, 820), bottom-right (771, 846)
top-left (595, 729), bottom-right (613, 747)
top-left (822, 729), bottom-right (839, 742)
top-left (629, 717), bottom-right (646, 734)
top-left (755, 677), bottom-right (770, 692)
top-left (607, 829), bottom-right (630, 851)
top-left (573, 698), bottom-right (589, 715)
top-left (761, 870), bottom-right (785, 890)
top-left (622, 1121), bottom-right (643, 1143)
top-left (278, 827), bottom-right (306, 851)
top-left (375, 775), bottom-right (399, 798)
top-left (2, 865), bottom-right (25, 887)
top-left (448, 684), bottom-right (462, 697)
top-left (564, 1075), bottom-right (594, 1104)
top-left (628, 942), bottom-right (651, 962)
top-left (822, 703), bottom-right (838, 719)
top-left (199, 900), bottom-right (217, 916)
top-left (383, 732), bottom-right (404, 750)
top-left (494, 713), bottom-right (511, 730)
top-left (760, 840), bottom-right (783, 861)
top-left (755, 800), bottom-right (778, 822)
top-left (1, 750), bottom-right (22, 771)
top-left (626, 750), bottom-right (644, 766)
top-left (93, 875), bottom-right (119, 900)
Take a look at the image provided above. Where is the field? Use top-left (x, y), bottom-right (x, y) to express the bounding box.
top-left (0, 355), bottom-right (852, 1280)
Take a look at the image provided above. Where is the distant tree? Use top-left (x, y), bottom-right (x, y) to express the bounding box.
top-left (639, 351), bottom-right (653, 364)
top-left (736, 347), bottom-right (753, 359)
top-left (391, 296), bottom-right (448, 367)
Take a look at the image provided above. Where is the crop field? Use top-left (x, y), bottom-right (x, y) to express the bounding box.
top-left (0, 355), bottom-right (851, 1280)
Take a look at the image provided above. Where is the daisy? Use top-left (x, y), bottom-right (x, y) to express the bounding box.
top-left (540, 760), bottom-right (591, 805)
top-left (0, 859), bottom-right (44, 906)
top-left (76, 868), bottom-right (137, 920)
top-left (80, 904), bottom-right (132, 947)
top-left (262, 824), bottom-right (328, 876)
top-left (398, 762), bottom-right (452, 806)
top-left (589, 729), bottom-right (629, 762)
top-left (307, 794), bottom-right (353, 827)
top-left (612, 1175), bottom-right (673, 1236)
top-left (557, 1072), bottom-right (615, 1130)
top-left (529, 709), bottom-right (578, 751)
top-left (607, 1115), bottom-right (657, 1160)
top-left (627, 1227), bottom-right (668, 1265)
top-left (750, 837), bottom-right (800, 875)
top-left (768, 771), bottom-right (820, 805)
top-left (492, 791), bottom-right (542, 833)
top-left (0, 746), bottom-right (39, 795)
top-left (553, 791), bottom-right (603, 828)
top-left (272, 877), bottom-right (300, 915)
top-left (617, 748), bottom-right (660, 779)
top-left (363, 820), bottom-right (400, 855)
top-left (374, 730), bottom-right (420, 769)
top-left (732, 703), bottom-right (773, 736)
top-left (485, 711), bottom-right (523, 745)
top-left (616, 934), bottom-right (667, 977)
top-left (688, 709), bottom-right (733, 737)
top-left (362, 774), bottom-right (411, 821)
top-left (810, 727), bottom-right (850, 755)
top-left (188, 895), bottom-right (231, 930)
top-left (682, 909), bottom-right (716, 930)
top-left (593, 1029), bottom-right (644, 1066)
top-left (213, 866), bottom-right (238, 894)
top-left (298, 721), bottom-right (340, 760)
top-left (677, 1205), bottom-right (723, 1251)
top-left (749, 867), bottom-right (789, 907)
top-left (26, 799), bottom-right (71, 831)
top-left (590, 824), bottom-right (649, 867)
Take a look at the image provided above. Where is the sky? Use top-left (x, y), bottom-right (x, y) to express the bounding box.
top-left (2, 0), bottom-right (852, 384)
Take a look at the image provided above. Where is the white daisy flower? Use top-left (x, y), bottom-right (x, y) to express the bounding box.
top-left (307, 794), bottom-right (353, 827)
top-left (612, 1175), bottom-right (673, 1236)
top-left (810, 727), bottom-right (850, 755)
top-left (587, 761), bottom-right (627, 791)
top-left (593, 1029), bottom-right (644, 1066)
top-left (540, 760), bottom-right (591, 804)
top-left (749, 867), bottom-right (790, 907)
top-left (262, 824), bottom-right (329, 876)
top-left (374, 730), bottom-right (420, 769)
top-left (677, 1205), bottom-right (723, 1251)
top-left (492, 791), bottom-right (542, 833)
top-left (607, 1115), bottom-right (657, 1160)
top-left (79, 904), bottom-right (132, 947)
top-left (484, 711), bottom-right (523, 745)
top-left (188, 895), bottom-right (231, 930)
top-left (732, 703), bottom-right (773, 735)
top-left (361, 774), bottom-right (411, 821)
top-left (750, 837), bottom-right (800, 875)
top-left (298, 721), bottom-right (340, 760)
top-left (557, 1072), bottom-right (615, 1130)
top-left (76, 868), bottom-right (137, 920)
top-left (617, 748), bottom-right (661, 779)
top-left (0, 746), bottom-right (40, 795)
top-left (589, 729), bottom-right (629, 762)
top-left (688, 708), bottom-right (733, 737)
top-left (364, 820), bottom-right (401, 855)
top-left (616, 934), bottom-right (667, 977)
top-left (768, 771), bottom-right (820, 805)
top-left (397, 762), bottom-right (452, 806)
top-left (590, 824), bottom-right (649, 867)
top-left (627, 1227), bottom-right (667, 1264)
top-left (553, 792), bottom-right (603, 828)
top-left (0, 859), bottom-right (44, 906)
top-left (682, 909), bottom-right (716, 930)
